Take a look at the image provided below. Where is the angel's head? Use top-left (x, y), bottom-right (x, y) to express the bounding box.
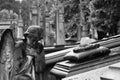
top-left (24, 25), bottom-right (44, 45)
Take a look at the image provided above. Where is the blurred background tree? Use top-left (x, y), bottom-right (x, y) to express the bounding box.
top-left (63, 0), bottom-right (80, 38)
top-left (21, 0), bottom-right (30, 31)
top-left (89, 0), bottom-right (120, 38)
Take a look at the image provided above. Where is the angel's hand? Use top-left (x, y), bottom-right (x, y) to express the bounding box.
top-left (26, 48), bottom-right (37, 56)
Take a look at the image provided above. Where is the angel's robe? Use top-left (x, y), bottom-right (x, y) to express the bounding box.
top-left (11, 41), bottom-right (45, 80)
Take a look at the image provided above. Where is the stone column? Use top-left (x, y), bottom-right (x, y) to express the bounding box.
top-left (56, 5), bottom-right (65, 45)
top-left (31, 6), bottom-right (38, 25)
top-left (77, 3), bottom-right (82, 41)
top-left (45, 17), bottom-right (51, 46)
top-left (17, 9), bottom-right (23, 40)
top-left (30, 0), bottom-right (41, 25)
top-left (77, 26), bottom-right (82, 41)
top-left (17, 20), bottom-right (23, 39)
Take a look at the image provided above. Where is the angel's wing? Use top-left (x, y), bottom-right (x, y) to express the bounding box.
top-left (0, 29), bottom-right (15, 80)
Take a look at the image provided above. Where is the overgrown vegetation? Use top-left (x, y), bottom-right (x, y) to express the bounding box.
top-left (89, 0), bottom-right (120, 37)
top-left (63, 0), bottom-right (80, 37)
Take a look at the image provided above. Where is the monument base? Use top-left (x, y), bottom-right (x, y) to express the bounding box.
top-left (51, 47), bottom-right (120, 79)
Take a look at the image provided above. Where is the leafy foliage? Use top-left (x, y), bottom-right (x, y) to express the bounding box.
top-left (63, 0), bottom-right (80, 37)
top-left (89, 0), bottom-right (120, 36)
top-left (21, 0), bottom-right (30, 27)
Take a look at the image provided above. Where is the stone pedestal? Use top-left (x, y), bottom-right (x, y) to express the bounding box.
top-left (51, 53), bottom-right (120, 80)
top-left (50, 37), bottom-right (120, 80)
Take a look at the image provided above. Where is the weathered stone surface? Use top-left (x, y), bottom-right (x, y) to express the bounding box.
top-left (0, 29), bottom-right (15, 80)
